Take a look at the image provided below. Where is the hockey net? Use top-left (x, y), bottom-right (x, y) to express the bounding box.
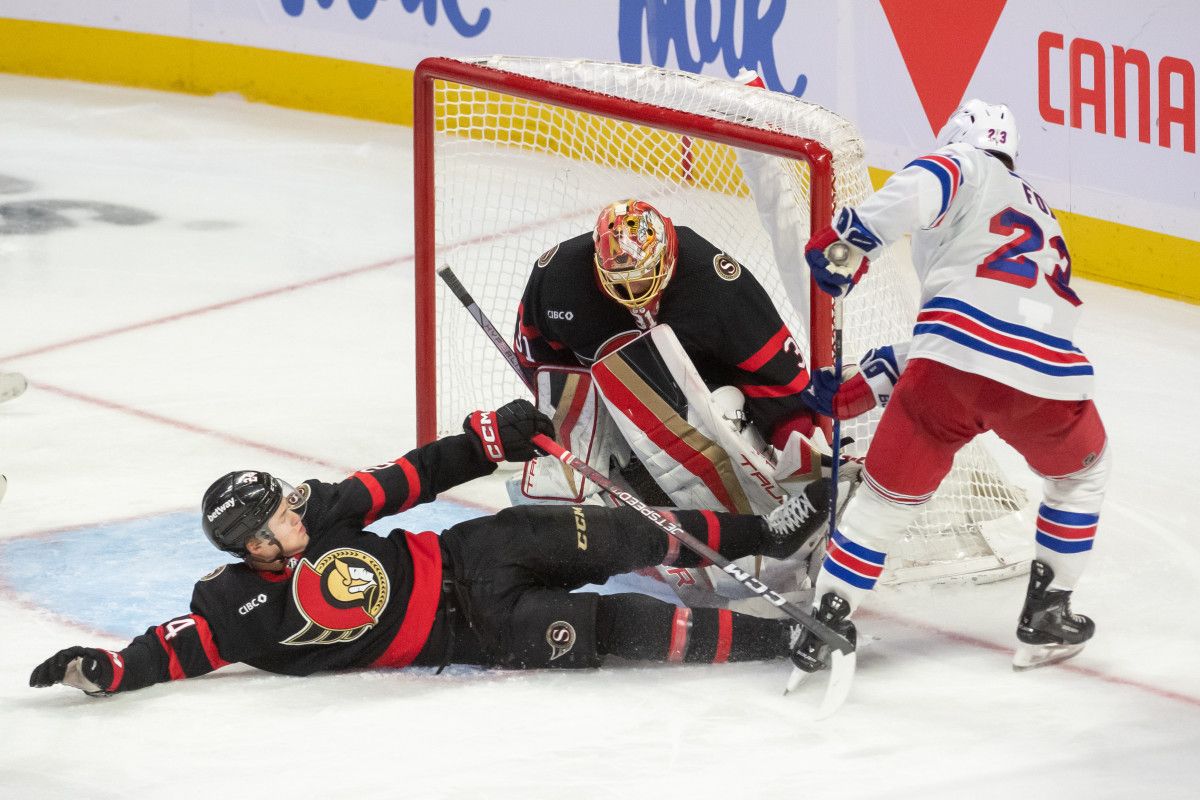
top-left (413, 56), bottom-right (1032, 585)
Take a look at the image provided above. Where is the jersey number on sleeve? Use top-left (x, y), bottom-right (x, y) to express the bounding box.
top-left (976, 208), bottom-right (1082, 306)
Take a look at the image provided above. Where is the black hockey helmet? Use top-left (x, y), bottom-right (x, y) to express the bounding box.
top-left (201, 470), bottom-right (306, 556)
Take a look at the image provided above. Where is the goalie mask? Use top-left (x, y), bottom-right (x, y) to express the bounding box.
top-left (593, 199), bottom-right (678, 311)
top-left (936, 98), bottom-right (1019, 167)
top-left (201, 470), bottom-right (308, 556)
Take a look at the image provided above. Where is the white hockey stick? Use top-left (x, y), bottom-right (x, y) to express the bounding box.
top-left (438, 263), bottom-right (856, 717)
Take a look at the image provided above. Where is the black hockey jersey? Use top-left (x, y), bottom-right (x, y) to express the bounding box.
top-left (514, 227), bottom-right (813, 440)
top-left (94, 433), bottom-right (496, 693)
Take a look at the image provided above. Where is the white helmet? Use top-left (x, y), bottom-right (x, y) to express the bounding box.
top-left (936, 98), bottom-right (1019, 166)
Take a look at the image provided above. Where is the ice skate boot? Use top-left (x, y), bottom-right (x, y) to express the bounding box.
top-left (788, 591), bottom-right (856, 674)
top-left (1013, 559), bottom-right (1095, 671)
top-left (762, 480), bottom-right (830, 560)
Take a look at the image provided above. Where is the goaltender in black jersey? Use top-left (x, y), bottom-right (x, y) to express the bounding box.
top-left (30, 400), bottom-right (829, 697)
top-left (514, 199), bottom-right (820, 450)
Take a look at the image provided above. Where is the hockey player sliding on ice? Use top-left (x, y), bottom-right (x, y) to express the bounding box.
top-left (30, 399), bottom-right (828, 697)
top-left (793, 99), bottom-right (1109, 684)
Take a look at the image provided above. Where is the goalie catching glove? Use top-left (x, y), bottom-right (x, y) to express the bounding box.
top-left (464, 398), bottom-right (555, 463)
top-left (804, 207), bottom-right (880, 298)
top-left (30, 646), bottom-right (120, 696)
top-left (803, 345), bottom-right (906, 420)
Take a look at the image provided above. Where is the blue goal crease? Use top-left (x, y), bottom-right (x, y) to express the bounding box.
top-left (0, 500), bottom-right (489, 639)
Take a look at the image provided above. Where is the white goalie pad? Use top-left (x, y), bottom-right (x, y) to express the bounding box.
top-left (510, 366), bottom-right (628, 505)
top-left (590, 324), bottom-right (787, 516)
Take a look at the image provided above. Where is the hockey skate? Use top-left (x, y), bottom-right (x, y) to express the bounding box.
top-left (762, 479), bottom-right (831, 560)
top-left (1012, 559), bottom-right (1095, 671)
top-left (784, 591), bottom-right (857, 718)
top-left (787, 591), bottom-right (856, 678)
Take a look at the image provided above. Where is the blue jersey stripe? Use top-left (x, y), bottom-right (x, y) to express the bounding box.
top-left (823, 557), bottom-right (880, 590)
top-left (923, 297), bottom-right (1082, 353)
top-left (913, 323), bottom-right (1096, 377)
top-left (909, 158), bottom-right (953, 219)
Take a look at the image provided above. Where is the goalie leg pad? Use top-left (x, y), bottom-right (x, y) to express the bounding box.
top-left (513, 366), bottom-right (628, 504)
top-left (591, 325), bottom-right (786, 515)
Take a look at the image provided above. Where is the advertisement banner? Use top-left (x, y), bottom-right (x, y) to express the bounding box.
top-left (0, 0), bottom-right (1195, 260)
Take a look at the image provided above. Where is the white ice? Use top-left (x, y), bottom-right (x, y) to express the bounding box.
top-left (1, 75), bottom-right (1198, 799)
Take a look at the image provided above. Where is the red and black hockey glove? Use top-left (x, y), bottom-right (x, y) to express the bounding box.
top-left (464, 399), bottom-right (555, 463)
top-left (30, 646), bottom-right (121, 696)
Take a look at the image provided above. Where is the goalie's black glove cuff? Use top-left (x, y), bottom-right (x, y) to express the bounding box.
top-left (464, 399), bottom-right (555, 463)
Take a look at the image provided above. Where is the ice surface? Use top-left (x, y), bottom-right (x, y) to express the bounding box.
top-left (1, 75), bottom-right (1198, 799)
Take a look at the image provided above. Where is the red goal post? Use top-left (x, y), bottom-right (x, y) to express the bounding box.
top-left (413, 55), bottom-right (836, 445)
top-left (411, 56), bottom-right (1032, 585)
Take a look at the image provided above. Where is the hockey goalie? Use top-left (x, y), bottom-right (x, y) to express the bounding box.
top-left (509, 197), bottom-right (886, 610)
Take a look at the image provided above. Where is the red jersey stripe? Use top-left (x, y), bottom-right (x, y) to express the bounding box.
top-left (737, 325), bottom-right (792, 373)
top-left (917, 309), bottom-right (1089, 364)
top-left (739, 369), bottom-right (810, 399)
top-left (355, 469), bottom-right (387, 524)
top-left (369, 531), bottom-right (444, 669)
top-left (667, 607), bottom-right (693, 663)
top-left (396, 458), bottom-right (421, 512)
top-left (190, 614), bottom-right (231, 670)
top-left (713, 609), bottom-right (733, 664)
top-left (155, 627), bottom-right (186, 681)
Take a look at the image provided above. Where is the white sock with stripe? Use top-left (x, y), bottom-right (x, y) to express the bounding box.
top-left (812, 480), bottom-right (924, 613)
top-left (1035, 447), bottom-right (1109, 590)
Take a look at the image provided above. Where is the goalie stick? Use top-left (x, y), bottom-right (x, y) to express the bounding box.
top-left (437, 263), bottom-right (856, 717)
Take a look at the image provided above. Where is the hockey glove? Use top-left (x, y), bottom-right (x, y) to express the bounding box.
top-left (802, 345), bottom-right (904, 420)
top-left (464, 398), bottom-right (555, 463)
top-left (804, 207), bottom-right (879, 298)
top-left (30, 646), bottom-right (120, 696)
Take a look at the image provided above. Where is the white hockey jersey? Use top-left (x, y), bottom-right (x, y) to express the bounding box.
top-left (850, 143), bottom-right (1093, 400)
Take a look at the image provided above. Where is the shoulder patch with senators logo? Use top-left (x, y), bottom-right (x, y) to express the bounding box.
top-left (713, 253), bottom-right (742, 281)
top-left (200, 564), bottom-right (228, 581)
top-left (537, 243), bottom-right (560, 268)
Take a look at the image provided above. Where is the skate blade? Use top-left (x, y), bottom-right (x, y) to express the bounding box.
top-left (783, 650), bottom-right (857, 720)
top-left (1012, 641), bottom-right (1085, 671)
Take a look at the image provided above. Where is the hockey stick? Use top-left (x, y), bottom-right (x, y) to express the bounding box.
top-left (438, 263), bottom-right (856, 715)
top-left (437, 265), bottom-right (533, 392)
top-left (782, 243), bottom-right (857, 706)
top-left (531, 432), bottom-right (852, 649)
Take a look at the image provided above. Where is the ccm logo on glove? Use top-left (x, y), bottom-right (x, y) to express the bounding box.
top-left (470, 411), bottom-right (505, 462)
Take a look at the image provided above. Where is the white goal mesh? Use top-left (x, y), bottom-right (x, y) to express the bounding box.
top-left (414, 56), bottom-right (1032, 584)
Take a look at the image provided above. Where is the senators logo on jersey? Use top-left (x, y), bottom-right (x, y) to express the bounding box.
top-left (283, 548), bottom-right (391, 646)
top-left (713, 253), bottom-right (742, 281)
